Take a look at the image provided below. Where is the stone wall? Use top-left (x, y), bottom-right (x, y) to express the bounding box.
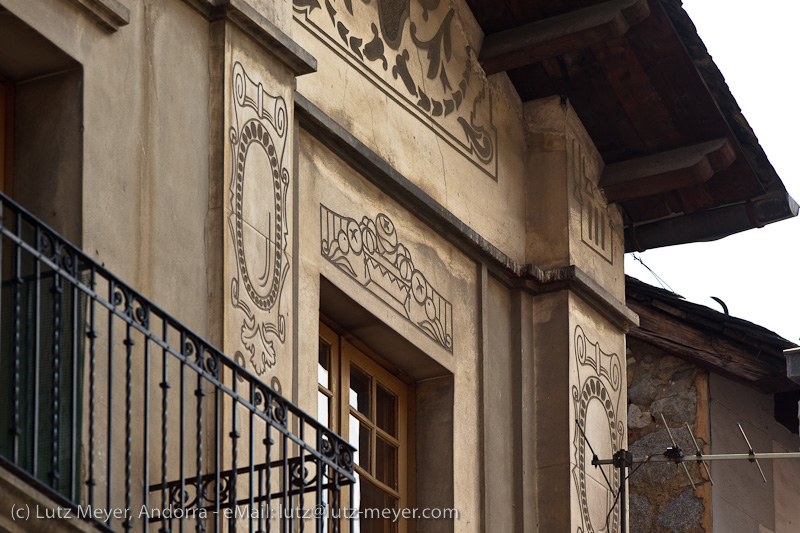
top-left (626, 337), bottom-right (712, 533)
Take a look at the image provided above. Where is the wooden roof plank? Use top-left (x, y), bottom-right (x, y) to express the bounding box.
top-left (628, 300), bottom-right (795, 393)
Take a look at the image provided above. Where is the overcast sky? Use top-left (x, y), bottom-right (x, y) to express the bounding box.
top-left (624, 0), bottom-right (800, 343)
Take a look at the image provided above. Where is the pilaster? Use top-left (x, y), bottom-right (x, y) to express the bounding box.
top-left (525, 96), bottom-right (630, 532)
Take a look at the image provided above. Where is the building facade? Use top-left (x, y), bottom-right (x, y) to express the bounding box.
top-left (0, 0), bottom-right (796, 532)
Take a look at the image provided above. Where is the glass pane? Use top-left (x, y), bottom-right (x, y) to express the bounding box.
top-left (349, 364), bottom-right (371, 419)
top-left (375, 383), bottom-right (397, 437)
top-left (375, 436), bottom-right (398, 489)
top-left (318, 338), bottom-right (331, 389)
top-left (358, 479), bottom-right (398, 533)
top-left (318, 391), bottom-right (329, 428)
top-left (349, 414), bottom-right (371, 470)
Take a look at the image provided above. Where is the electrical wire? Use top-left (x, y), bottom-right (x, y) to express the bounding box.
top-left (630, 253), bottom-right (675, 293)
top-left (605, 455), bottom-right (653, 532)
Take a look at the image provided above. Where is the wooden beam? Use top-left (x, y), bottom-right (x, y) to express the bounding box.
top-left (627, 301), bottom-right (795, 393)
top-left (479, 0), bottom-right (650, 75)
top-left (599, 138), bottom-right (735, 203)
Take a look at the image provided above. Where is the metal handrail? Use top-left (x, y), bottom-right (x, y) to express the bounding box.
top-left (0, 192), bottom-right (355, 532)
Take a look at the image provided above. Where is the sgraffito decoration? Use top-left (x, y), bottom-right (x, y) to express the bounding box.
top-left (572, 325), bottom-right (623, 533)
top-left (571, 138), bottom-right (614, 264)
top-left (294, 0), bottom-right (498, 179)
top-left (228, 61), bottom-right (290, 376)
top-left (320, 204), bottom-right (453, 352)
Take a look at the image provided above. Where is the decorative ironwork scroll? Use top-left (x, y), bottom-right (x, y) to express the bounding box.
top-left (294, 0), bottom-right (498, 179)
top-left (320, 204), bottom-right (453, 351)
top-left (572, 325), bottom-right (624, 533)
top-left (228, 61), bottom-right (290, 375)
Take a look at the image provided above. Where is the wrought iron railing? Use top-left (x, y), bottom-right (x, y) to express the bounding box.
top-left (0, 192), bottom-right (355, 532)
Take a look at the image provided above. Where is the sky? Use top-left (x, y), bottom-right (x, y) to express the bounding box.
top-left (623, 0), bottom-right (800, 343)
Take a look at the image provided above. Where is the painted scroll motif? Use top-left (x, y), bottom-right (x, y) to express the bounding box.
top-left (320, 204), bottom-right (453, 352)
top-left (228, 62), bottom-right (290, 376)
top-left (294, 0), bottom-right (498, 179)
top-left (572, 325), bottom-right (623, 533)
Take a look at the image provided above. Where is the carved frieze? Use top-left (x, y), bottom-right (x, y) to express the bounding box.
top-left (294, 0), bottom-right (498, 179)
top-left (320, 204), bottom-right (453, 351)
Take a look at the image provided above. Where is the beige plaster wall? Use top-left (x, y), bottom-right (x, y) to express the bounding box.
top-left (292, 0), bottom-right (528, 264)
top-left (296, 128), bottom-right (483, 530)
top-left (219, 21), bottom-right (298, 403)
top-left (709, 374), bottom-right (800, 533)
top-left (524, 96), bottom-right (625, 302)
top-left (2, 0), bottom-right (214, 341)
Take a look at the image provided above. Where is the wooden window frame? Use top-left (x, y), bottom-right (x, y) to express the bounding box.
top-left (319, 320), bottom-right (412, 533)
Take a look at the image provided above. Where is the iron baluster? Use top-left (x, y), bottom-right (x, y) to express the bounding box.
top-left (11, 211), bottom-right (22, 464)
top-left (195, 352), bottom-right (205, 533)
top-left (249, 380), bottom-right (255, 533)
top-left (50, 269), bottom-right (63, 490)
top-left (299, 419), bottom-right (306, 533)
top-left (70, 276), bottom-right (79, 501)
top-left (87, 267), bottom-right (97, 507)
top-left (230, 367), bottom-right (239, 532)
top-left (283, 432), bottom-right (290, 533)
top-left (214, 379), bottom-right (221, 533)
top-left (266, 416), bottom-right (272, 533)
top-left (32, 226), bottom-right (41, 479)
top-left (179, 331), bottom-right (186, 533)
top-left (123, 323), bottom-right (133, 531)
top-left (143, 330), bottom-right (151, 533)
top-left (159, 320), bottom-right (170, 533)
top-left (106, 280), bottom-right (115, 524)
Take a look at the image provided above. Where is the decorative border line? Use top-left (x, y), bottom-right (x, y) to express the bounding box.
top-left (293, 0), bottom-right (498, 180)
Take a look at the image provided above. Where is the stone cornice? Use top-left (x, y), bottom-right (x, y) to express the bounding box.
top-left (64, 0), bottom-right (129, 32)
top-left (182, 0), bottom-right (316, 75)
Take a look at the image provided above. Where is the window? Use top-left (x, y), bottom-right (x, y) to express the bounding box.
top-left (0, 11), bottom-right (85, 497)
top-left (319, 321), bottom-right (411, 533)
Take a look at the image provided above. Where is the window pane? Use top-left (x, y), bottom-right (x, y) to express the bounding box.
top-left (375, 436), bottom-right (398, 489)
top-left (349, 364), bottom-right (371, 420)
top-left (349, 414), bottom-right (371, 470)
top-left (319, 338), bottom-right (331, 389)
top-left (358, 479), bottom-right (398, 533)
top-left (318, 391), bottom-right (329, 429)
top-left (375, 383), bottom-right (397, 437)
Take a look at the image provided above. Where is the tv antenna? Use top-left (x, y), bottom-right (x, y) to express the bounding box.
top-left (577, 414), bottom-right (800, 533)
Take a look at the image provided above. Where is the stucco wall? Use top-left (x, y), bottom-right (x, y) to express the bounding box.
top-left (2, 0), bottom-right (215, 342)
top-left (709, 373), bottom-right (800, 533)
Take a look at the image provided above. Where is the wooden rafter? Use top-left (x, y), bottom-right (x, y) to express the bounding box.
top-left (479, 0), bottom-right (650, 75)
top-left (600, 138), bottom-right (735, 203)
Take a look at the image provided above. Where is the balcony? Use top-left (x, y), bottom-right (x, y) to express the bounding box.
top-left (0, 193), bottom-right (356, 532)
